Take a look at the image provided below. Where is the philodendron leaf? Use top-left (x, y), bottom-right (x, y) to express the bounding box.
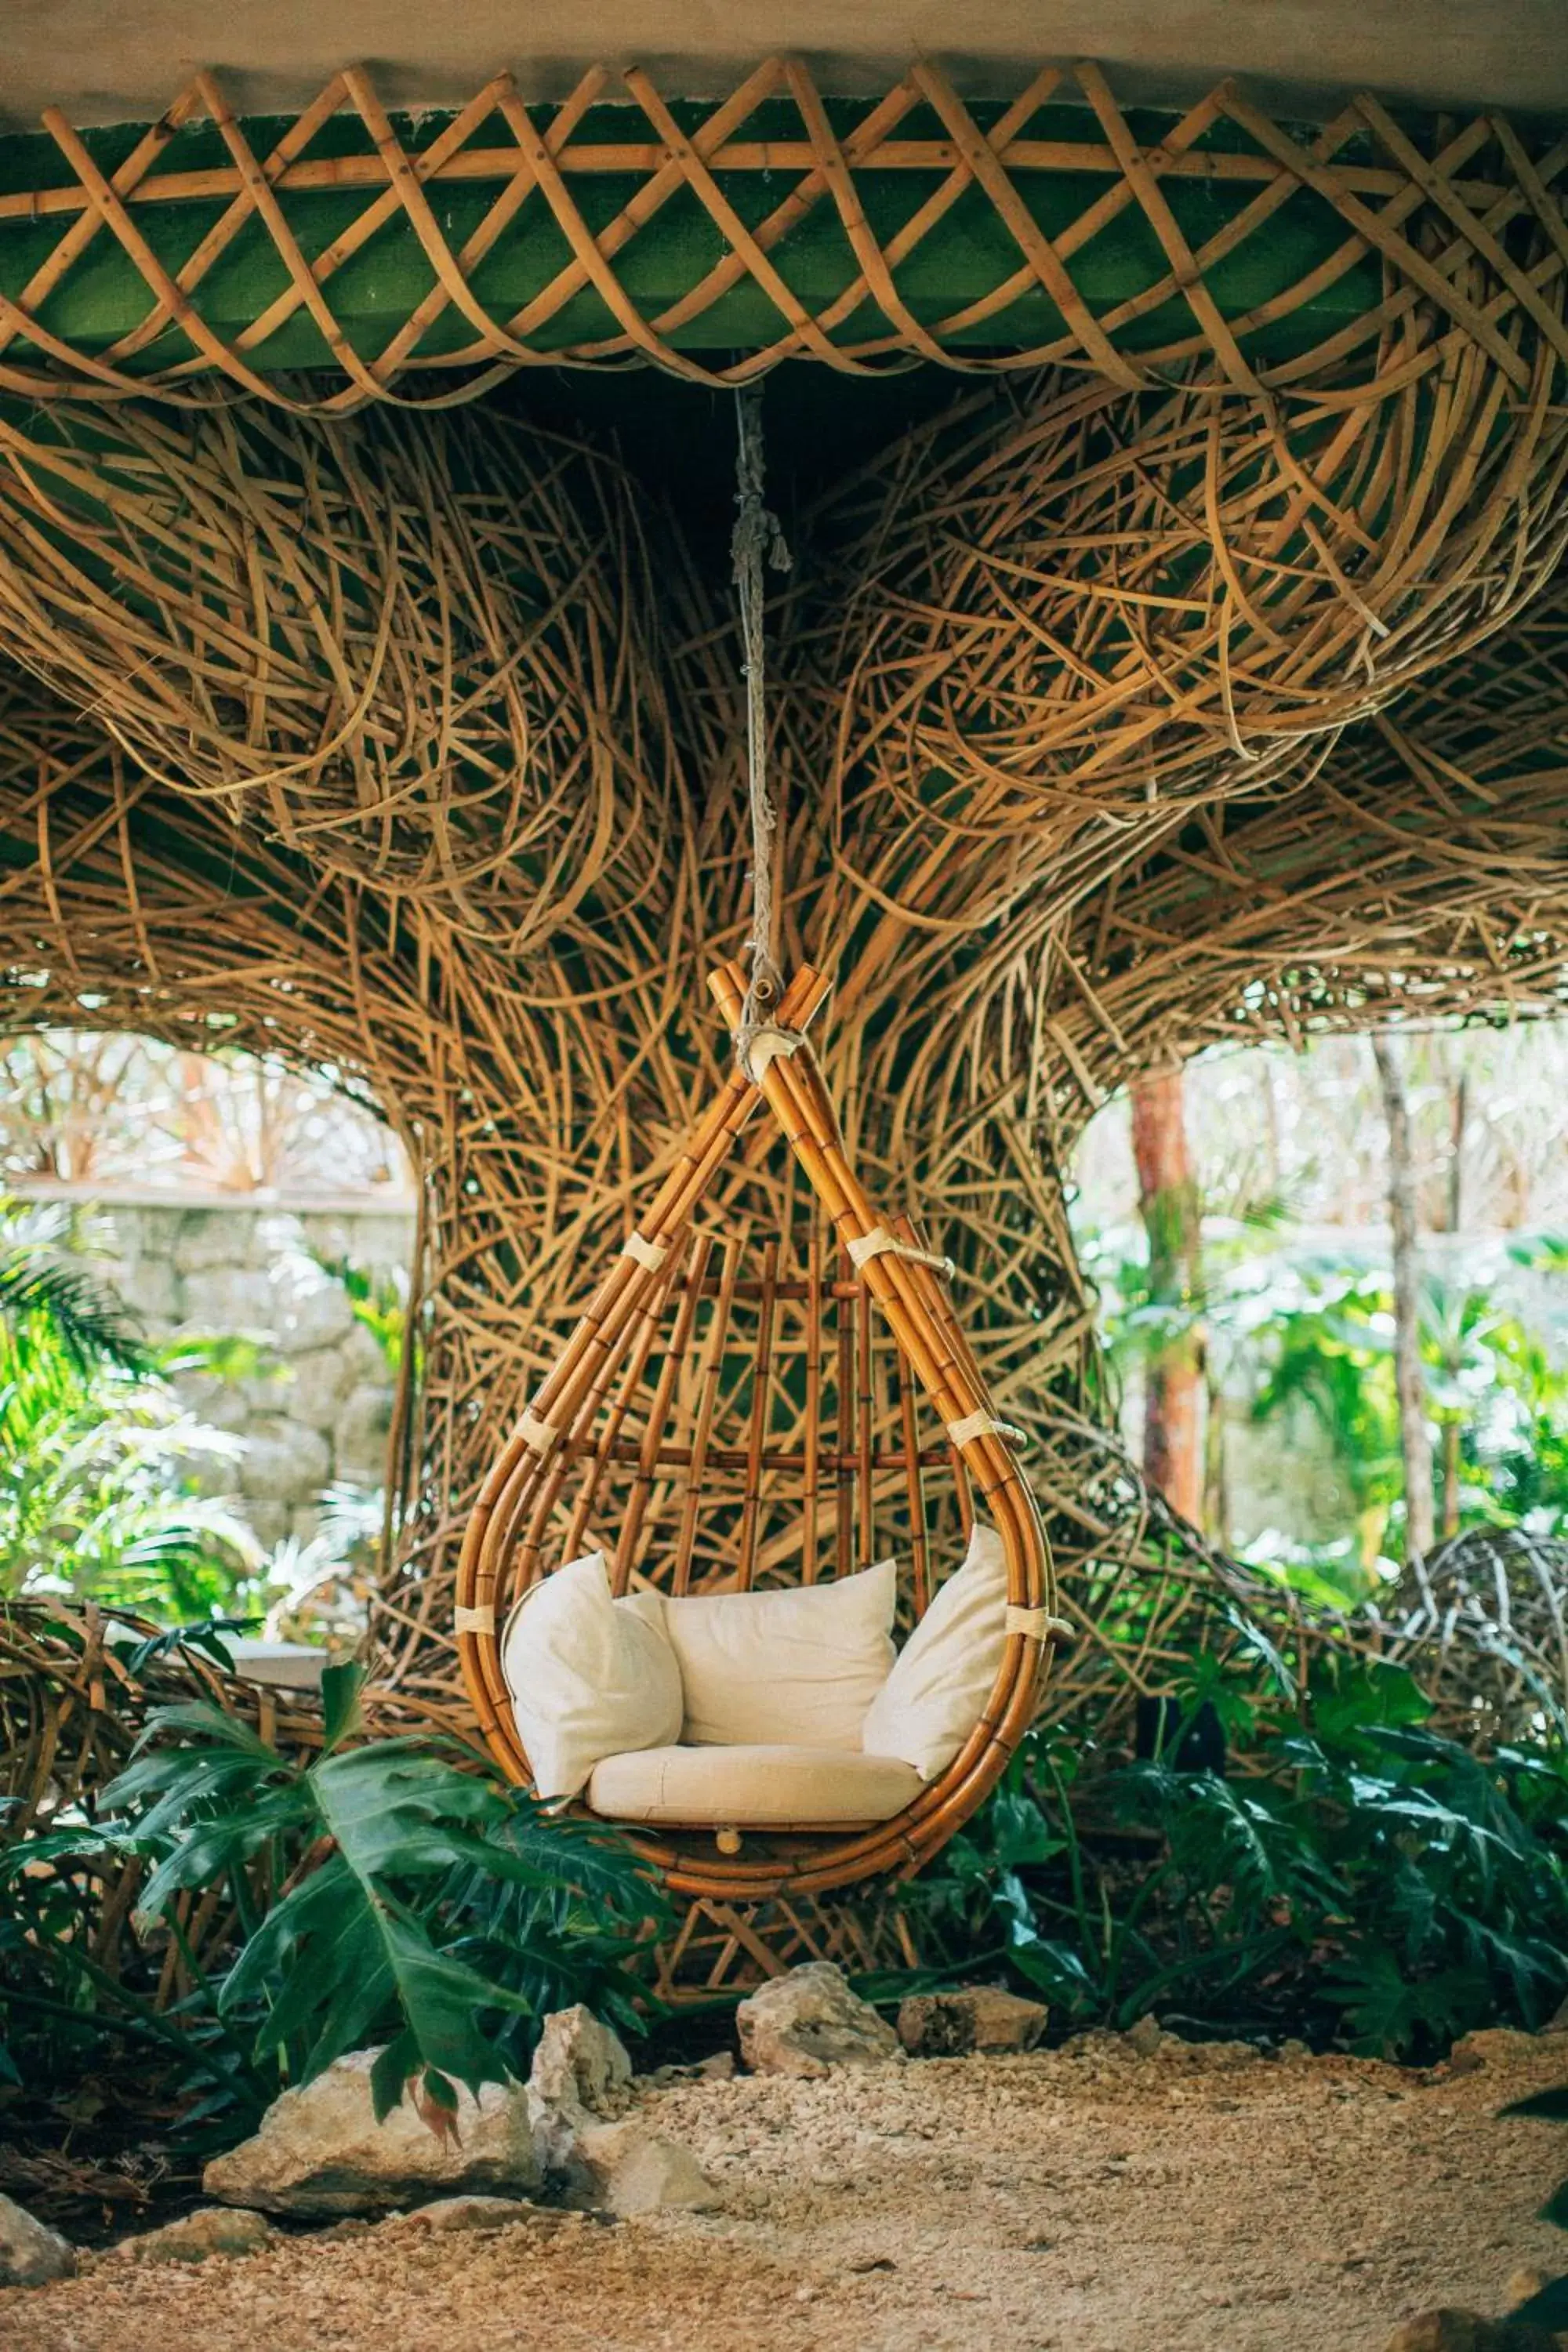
top-left (213, 1732), bottom-right (543, 2103)
top-left (320, 1660), bottom-right (365, 1749)
top-left (222, 1853), bottom-right (532, 2103)
top-left (45, 1654), bottom-right (656, 2130)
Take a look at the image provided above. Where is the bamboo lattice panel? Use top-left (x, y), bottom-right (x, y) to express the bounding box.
top-left (0, 57), bottom-right (1566, 402)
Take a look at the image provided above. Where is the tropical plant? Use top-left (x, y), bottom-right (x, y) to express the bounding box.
top-left (260, 1483), bottom-right (382, 1648)
top-left (905, 1659), bottom-right (1568, 2060)
top-left (1, 1661), bottom-right (666, 2143)
top-left (0, 1334), bottom-right (263, 1617)
top-left (1244, 1259), bottom-right (1404, 1566)
top-left (1247, 1258), bottom-right (1568, 1565)
top-left (0, 1195), bottom-right (147, 1372)
top-left (0, 1196), bottom-right (267, 1616)
top-left (313, 1250), bottom-right (410, 1375)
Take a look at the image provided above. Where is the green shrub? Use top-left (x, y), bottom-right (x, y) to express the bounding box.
top-left (1, 1661), bottom-right (667, 2144)
top-left (909, 1659), bottom-right (1568, 2060)
top-left (1500, 2082), bottom-right (1568, 2331)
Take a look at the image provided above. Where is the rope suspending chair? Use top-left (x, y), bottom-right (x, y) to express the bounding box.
top-left (456, 958), bottom-right (1062, 1901)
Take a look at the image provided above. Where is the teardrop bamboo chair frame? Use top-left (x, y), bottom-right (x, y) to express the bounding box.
top-left (456, 959), bottom-right (1059, 1902)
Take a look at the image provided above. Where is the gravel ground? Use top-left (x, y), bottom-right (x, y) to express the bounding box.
top-left (7, 2027), bottom-right (1568, 2352)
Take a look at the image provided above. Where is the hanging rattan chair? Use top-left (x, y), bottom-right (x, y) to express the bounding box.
top-left (456, 960), bottom-right (1062, 1903)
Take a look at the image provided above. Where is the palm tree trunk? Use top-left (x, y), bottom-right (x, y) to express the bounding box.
top-left (1371, 1030), bottom-right (1436, 1561)
top-left (1130, 1065), bottom-right (1205, 1526)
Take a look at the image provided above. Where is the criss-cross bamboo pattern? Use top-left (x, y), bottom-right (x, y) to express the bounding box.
top-left (0, 51), bottom-right (1566, 1984)
top-left (2, 60), bottom-right (1567, 403)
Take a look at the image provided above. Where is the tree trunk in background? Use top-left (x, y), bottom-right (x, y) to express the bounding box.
top-left (1372, 1031), bottom-right (1436, 1561)
top-left (1130, 1066), bottom-right (1206, 1526)
top-left (1442, 1071), bottom-right (1468, 1538)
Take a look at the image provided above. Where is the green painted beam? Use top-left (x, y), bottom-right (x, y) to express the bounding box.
top-left (0, 87), bottom-right (1478, 379)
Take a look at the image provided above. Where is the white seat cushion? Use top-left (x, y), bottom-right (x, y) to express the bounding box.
top-left (862, 1521), bottom-right (1009, 1780)
top-left (502, 1552), bottom-right (682, 1800)
top-left (586, 1742), bottom-right (924, 1828)
top-left (661, 1559), bottom-right (897, 1748)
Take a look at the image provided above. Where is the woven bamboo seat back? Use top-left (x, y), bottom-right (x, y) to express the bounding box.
top-left (457, 962), bottom-right (1060, 1901)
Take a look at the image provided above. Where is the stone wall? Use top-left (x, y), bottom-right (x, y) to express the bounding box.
top-left (70, 1194), bottom-right (416, 1552)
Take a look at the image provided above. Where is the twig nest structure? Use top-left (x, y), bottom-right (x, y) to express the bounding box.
top-left (0, 401), bottom-right (673, 947)
top-left (814, 368), bottom-right (1568, 930)
top-left (1388, 1526), bottom-right (1568, 1737)
top-left (4, 61), bottom-right (1568, 1994)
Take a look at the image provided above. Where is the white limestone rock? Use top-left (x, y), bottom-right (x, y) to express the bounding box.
top-left (526, 2006), bottom-right (713, 2213)
top-left (589, 2129), bottom-right (720, 2218)
top-left (390, 2195), bottom-right (543, 2234)
top-left (0, 2194), bottom-right (77, 2287)
top-left (203, 2049), bottom-right (539, 2216)
top-left (737, 1962), bottom-right (902, 2078)
top-left (527, 2004), bottom-right (634, 2183)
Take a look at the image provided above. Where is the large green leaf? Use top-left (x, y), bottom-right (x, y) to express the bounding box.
top-left (93, 1679), bottom-right (658, 2122)
top-left (1504, 2086), bottom-right (1568, 2121)
top-left (1510, 2276), bottom-right (1568, 2328)
top-left (223, 1856), bottom-right (532, 2105)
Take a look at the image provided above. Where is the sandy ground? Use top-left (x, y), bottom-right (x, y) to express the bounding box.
top-left (7, 2027), bottom-right (1568, 2352)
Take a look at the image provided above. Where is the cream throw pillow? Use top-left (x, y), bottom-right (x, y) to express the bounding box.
top-left (663, 1559), bottom-right (898, 1748)
top-left (501, 1552), bottom-right (682, 1799)
top-left (862, 1522), bottom-right (1009, 1780)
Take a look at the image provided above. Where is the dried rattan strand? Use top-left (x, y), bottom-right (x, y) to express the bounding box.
top-left (735, 1239), bottom-right (780, 1592)
top-left (672, 1233), bottom-right (731, 1594)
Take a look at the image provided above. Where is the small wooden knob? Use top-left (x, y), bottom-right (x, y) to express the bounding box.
top-left (716, 1826), bottom-right (742, 1856)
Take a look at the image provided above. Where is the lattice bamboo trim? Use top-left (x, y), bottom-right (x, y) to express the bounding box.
top-left (1, 57), bottom-right (1566, 404)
